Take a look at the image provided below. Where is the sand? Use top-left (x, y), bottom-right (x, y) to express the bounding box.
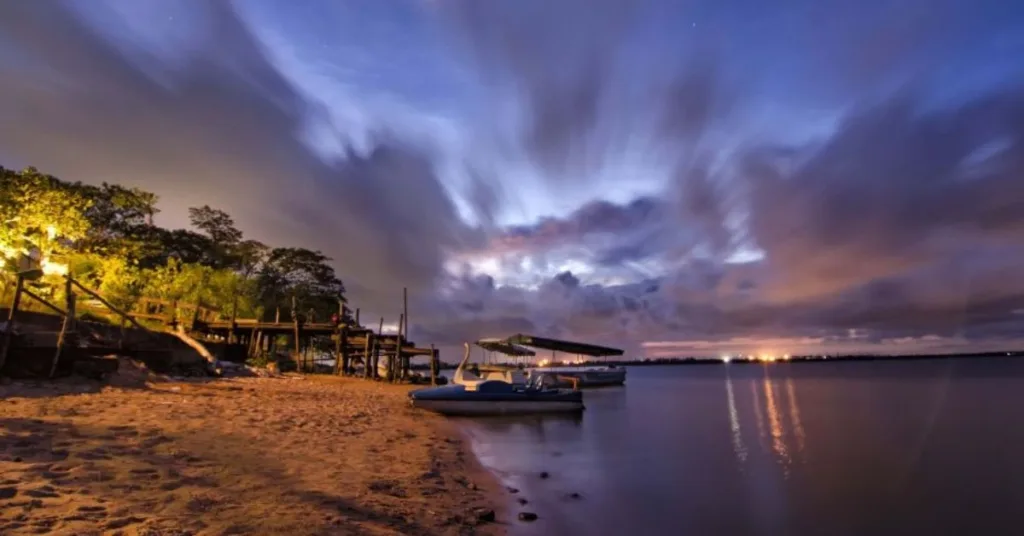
top-left (0, 362), bottom-right (507, 535)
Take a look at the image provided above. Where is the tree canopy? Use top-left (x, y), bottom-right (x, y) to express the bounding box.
top-left (0, 165), bottom-right (346, 323)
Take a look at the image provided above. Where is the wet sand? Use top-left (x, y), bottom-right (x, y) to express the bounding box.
top-left (0, 364), bottom-right (507, 535)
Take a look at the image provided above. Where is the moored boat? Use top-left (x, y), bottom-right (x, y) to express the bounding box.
top-left (530, 365), bottom-right (626, 387)
top-left (409, 381), bottom-right (584, 416)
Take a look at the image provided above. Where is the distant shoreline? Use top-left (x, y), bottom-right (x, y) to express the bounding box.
top-left (623, 351), bottom-right (1024, 366)
top-left (417, 351), bottom-right (1024, 370)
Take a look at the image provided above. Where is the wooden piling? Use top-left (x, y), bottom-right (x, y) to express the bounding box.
top-left (363, 331), bottom-right (373, 379)
top-left (334, 326), bottom-right (344, 375)
top-left (402, 288), bottom-right (409, 380)
top-left (373, 317), bottom-right (384, 379)
top-left (291, 297), bottom-right (301, 370)
top-left (430, 344), bottom-right (438, 386)
top-left (392, 314), bottom-right (404, 382)
top-left (0, 273), bottom-right (27, 373)
top-left (340, 325), bottom-right (350, 375)
top-left (49, 275), bottom-right (75, 378)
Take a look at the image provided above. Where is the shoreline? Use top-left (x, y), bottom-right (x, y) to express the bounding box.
top-left (0, 363), bottom-right (509, 535)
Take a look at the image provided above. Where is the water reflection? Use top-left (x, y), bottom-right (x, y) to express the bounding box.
top-left (785, 377), bottom-right (807, 454)
top-left (733, 367), bottom-right (808, 474)
top-left (763, 373), bottom-right (791, 467)
top-left (725, 372), bottom-right (748, 465)
top-left (751, 375), bottom-right (767, 449)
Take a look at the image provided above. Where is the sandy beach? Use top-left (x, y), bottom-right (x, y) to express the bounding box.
top-left (0, 362), bottom-right (507, 535)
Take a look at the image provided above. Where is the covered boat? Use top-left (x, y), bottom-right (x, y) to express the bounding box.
top-left (409, 342), bottom-right (584, 416)
top-left (505, 334), bottom-right (628, 388)
top-left (408, 381), bottom-right (584, 416)
top-left (531, 365), bottom-right (626, 387)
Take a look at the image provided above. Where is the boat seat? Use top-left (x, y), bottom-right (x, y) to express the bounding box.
top-left (475, 380), bottom-right (517, 393)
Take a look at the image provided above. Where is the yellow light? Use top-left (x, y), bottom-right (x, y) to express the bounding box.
top-left (0, 238), bottom-right (24, 259)
top-left (537, 359), bottom-right (550, 367)
top-left (45, 225), bottom-right (58, 240)
top-left (41, 258), bottom-right (68, 276)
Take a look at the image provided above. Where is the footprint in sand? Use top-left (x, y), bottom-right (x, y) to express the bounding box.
top-left (78, 448), bottom-right (112, 461)
top-left (139, 435), bottom-right (173, 449)
top-left (76, 505), bottom-right (108, 521)
top-left (106, 515), bottom-right (147, 529)
top-left (25, 485), bottom-right (60, 499)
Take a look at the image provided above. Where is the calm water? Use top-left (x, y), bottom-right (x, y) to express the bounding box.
top-left (458, 359), bottom-right (1024, 536)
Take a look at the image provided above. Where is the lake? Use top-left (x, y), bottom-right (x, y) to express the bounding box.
top-left (457, 358), bottom-right (1024, 535)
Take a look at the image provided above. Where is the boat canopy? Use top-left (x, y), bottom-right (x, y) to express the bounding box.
top-left (502, 333), bottom-right (625, 357)
top-left (474, 338), bottom-right (537, 356)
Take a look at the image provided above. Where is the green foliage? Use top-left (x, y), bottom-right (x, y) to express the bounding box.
top-left (0, 166), bottom-right (92, 272)
top-left (257, 247), bottom-right (346, 321)
top-left (0, 164), bottom-right (349, 324)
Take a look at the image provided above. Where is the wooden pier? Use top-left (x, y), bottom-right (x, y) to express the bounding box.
top-left (1, 272), bottom-right (442, 385)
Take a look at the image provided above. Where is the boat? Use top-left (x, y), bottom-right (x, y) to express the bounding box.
top-left (530, 364), bottom-right (626, 387)
top-left (408, 343), bottom-right (584, 416)
top-left (451, 338), bottom-right (534, 388)
top-left (408, 382), bottom-right (585, 416)
top-left (452, 335), bottom-right (627, 389)
top-left (507, 333), bottom-right (628, 388)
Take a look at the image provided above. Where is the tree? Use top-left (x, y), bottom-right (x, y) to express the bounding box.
top-left (0, 166), bottom-right (91, 275)
top-left (235, 239), bottom-right (268, 278)
top-left (72, 182), bottom-right (160, 256)
top-left (256, 247), bottom-right (346, 321)
top-left (188, 205), bottom-right (244, 269)
top-left (126, 226), bottom-right (214, 269)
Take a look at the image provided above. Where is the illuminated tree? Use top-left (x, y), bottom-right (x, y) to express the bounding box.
top-left (256, 247), bottom-right (347, 321)
top-left (0, 166), bottom-right (91, 277)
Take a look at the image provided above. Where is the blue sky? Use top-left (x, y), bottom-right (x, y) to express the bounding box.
top-left (2, 0), bottom-right (1024, 357)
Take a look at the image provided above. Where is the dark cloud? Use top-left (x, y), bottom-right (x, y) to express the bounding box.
top-left (436, 0), bottom-right (657, 178)
top-left (746, 86), bottom-right (1024, 303)
top-left (421, 84), bottom-right (1024, 354)
top-left (0, 0), bottom-right (484, 317)
top-left (4, 0), bottom-right (1024, 356)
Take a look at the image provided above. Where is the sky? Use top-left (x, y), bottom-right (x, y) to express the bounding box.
top-left (2, 0), bottom-right (1024, 359)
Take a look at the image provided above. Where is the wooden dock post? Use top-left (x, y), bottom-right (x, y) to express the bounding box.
top-left (0, 272), bottom-right (27, 373)
top-left (430, 344), bottom-right (438, 386)
top-left (340, 325), bottom-right (350, 375)
top-left (49, 275), bottom-right (76, 378)
top-left (333, 326), bottom-right (344, 375)
top-left (396, 314), bottom-right (406, 382)
top-left (291, 297), bottom-right (302, 371)
top-left (402, 288), bottom-right (409, 381)
top-left (363, 331), bottom-right (373, 379)
top-left (373, 317), bottom-right (384, 379)
top-left (228, 292), bottom-right (239, 344)
top-left (248, 329), bottom-right (259, 358)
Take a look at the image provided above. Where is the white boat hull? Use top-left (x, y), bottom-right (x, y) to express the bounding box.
top-left (530, 367), bottom-right (626, 387)
top-left (410, 398), bottom-right (584, 416)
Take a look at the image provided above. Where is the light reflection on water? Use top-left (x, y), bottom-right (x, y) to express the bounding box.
top-left (725, 371), bottom-right (747, 465)
top-left (458, 360), bottom-right (1024, 535)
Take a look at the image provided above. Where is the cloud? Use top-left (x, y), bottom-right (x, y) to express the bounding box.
top-left (3, 0), bottom-right (1024, 358)
top-left (414, 83), bottom-right (1024, 357)
top-left (0, 0), bottom-right (485, 315)
top-left (744, 87), bottom-right (1024, 303)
